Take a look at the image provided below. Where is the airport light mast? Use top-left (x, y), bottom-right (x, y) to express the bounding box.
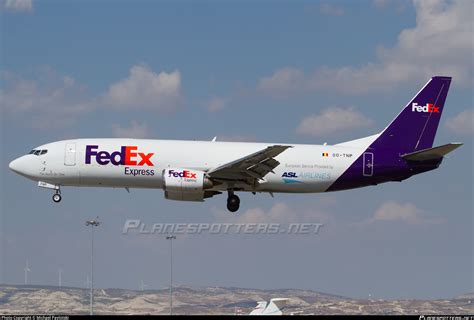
top-left (166, 234), bottom-right (176, 315)
top-left (86, 217), bottom-right (100, 315)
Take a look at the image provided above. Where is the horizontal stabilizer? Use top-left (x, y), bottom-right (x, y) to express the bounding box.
top-left (401, 143), bottom-right (463, 161)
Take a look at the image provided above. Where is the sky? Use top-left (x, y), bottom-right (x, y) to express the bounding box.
top-left (0, 0), bottom-right (473, 300)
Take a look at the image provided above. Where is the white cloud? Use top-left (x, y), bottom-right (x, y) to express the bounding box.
top-left (320, 3), bottom-right (345, 16)
top-left (258, 0), bottom-right (473, 96)
top-left (374, 201), bottom-right (421, 222)
top-left (0, 68), bottom-right (94, 129)
top-left (236, 202), bottom-right (298, 224)
top-left (257, 67), bottom-right (304, 98)
top-left (445, 109), bottom-right (474, 136)
top-left (212, 202), bottom-right (331, 225)
top-left (296, 107), bottom-right (373, 137)
top-left (112, 121), bottom-right (151, 138)
top-left (103, 65), bottom-right (182, 113)
top-left (212, 202), bottom-right (294, 224)
top-left (373, 0), bottom-right (406, 12)
top-left (206, 96), bottom-right (228, 112)
top-left (373, 0), bottom-right (390, 9)
top-left (4, 0), bottom-right (33, 12)
top-left (364, 201), bottom-right (443, 225)
top-left (1, 64), bottom-right (184, 129)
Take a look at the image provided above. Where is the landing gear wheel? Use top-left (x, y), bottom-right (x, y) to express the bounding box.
top-left (227, 194), bottom-right (240, 212)
top-left (52, 193), bottom-right (62, 203)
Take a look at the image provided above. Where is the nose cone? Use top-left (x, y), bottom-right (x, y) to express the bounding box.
top-left (9, 158), bottom-right (22, 174)
top-left (9, 156), bottom-right (37, 179)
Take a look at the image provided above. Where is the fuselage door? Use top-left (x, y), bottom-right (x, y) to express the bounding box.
top-left (64, 143), bottom-right (76, 166)
top-left (363, 152), bottom-right (374, 176)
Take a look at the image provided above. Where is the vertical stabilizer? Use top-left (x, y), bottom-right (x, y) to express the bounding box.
top-left (373, 76), bottom-right (451, 153)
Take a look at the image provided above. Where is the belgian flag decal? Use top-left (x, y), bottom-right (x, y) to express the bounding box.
top-left (322, 152), bottom-right (329, 157)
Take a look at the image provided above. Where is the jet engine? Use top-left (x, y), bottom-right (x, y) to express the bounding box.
top-left (162, 168), bottom-right (214, 201)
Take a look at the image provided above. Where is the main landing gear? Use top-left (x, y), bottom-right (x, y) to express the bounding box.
top-left (227, 190), bottom-right (240, 212)
top-left (52, 190), bottom-right (62, 203)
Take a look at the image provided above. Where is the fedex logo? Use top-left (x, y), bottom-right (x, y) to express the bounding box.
top-left (411, 103), bottom-right (439, 113)
top-left (85, 145), bottom-right (154, 166)
top-left (168, 169), bottom-right (197, 179)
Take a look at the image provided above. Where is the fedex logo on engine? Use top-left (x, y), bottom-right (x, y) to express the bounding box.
top-left (85, 145), bottom-right (154, 166)
top-left (411, 103), bottom-right (439, 113)
top-left (168, 169), bottom-right (197, 179)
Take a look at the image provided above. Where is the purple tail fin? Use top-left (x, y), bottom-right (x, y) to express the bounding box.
top-left (372, 76), bottom-right (451, 153)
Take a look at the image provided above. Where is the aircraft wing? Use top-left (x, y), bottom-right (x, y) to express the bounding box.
top-left (207, 145), bottom-right (292, 181)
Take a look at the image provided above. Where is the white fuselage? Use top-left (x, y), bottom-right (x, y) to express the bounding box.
top-left (9, 137), bottom-right (376, 194)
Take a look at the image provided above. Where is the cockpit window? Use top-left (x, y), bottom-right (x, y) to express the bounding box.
top-left (29, 149), bottom-right (48, 156)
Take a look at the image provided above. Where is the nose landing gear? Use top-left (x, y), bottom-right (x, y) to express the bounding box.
top-left (38, 181), bottom-right (62, 203)
top-left (52, 190), bottom-right (62, 203)
top-left (226, 190), bottom-right (240, 212)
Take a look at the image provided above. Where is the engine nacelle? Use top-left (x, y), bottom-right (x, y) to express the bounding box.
top-left (162, 168), bottom-right (213, 201)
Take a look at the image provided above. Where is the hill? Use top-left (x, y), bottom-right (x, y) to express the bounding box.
top-left (0, 285), bottom-right (472, 315)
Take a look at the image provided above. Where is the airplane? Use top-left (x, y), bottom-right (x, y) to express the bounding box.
top-left (9, 76), bottom-right (462, 212)
top-left (249, 298), bottom-right (289, 315)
